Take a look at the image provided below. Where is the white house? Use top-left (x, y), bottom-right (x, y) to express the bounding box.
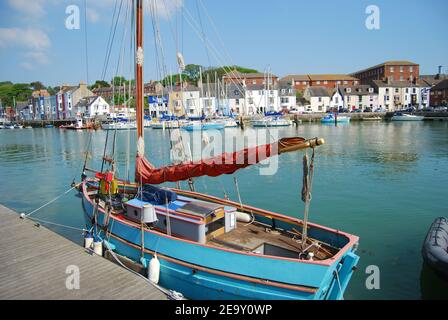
top-left (329, 89), bottom-right (344, 111)
top-left (338, 85), bottom-right (378, 111)
top-left (303, 86), bottom-right (330, 113)
top-left (245, 84), bottom-right (280, 115)
top-left (76, 96), bottom-right (110, 118)
top-left (225, 84), bottom-right (246, 116)
top-left (168, 85), bottom-right (201, 117)
top-left (372, 80), bottom-right (425, 111)
top-left (277, 82), bottom-right (297, 111)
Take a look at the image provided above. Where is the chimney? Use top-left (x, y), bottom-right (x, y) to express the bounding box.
top-left (79, 81), bottom-right (87, 90)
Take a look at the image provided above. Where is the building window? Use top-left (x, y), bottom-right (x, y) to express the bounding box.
top-left (395, 88), bottom-right (399, 93)
top-left (318, 97), bottom-right (322, 102)
top-left (390, 67), bottom-right (394, 73)
top-left (303, 81), bottom-right (307, 85)
top-left (400, 76), bottom-right (404, 81)
top-left (316, 81), bottom-right (321, 85)
top-left (406, 88), bottom-right (409, 93)
top-left (413, 88), bottom-right (416, 94)
top-left (343, 81), bottom-right (348, 84)
top-left (337, 81), bottom-right (341, 84)
top-left (400, 66), bottom-right (404, 73)
top-left (324, 81), bottom-right (328, 85)
top-left (252, 80), bottom-right (257, 85)
top-left (409, 66), bottom-right (413, 72)
top-left (235, 99), bottom-right (240, 106)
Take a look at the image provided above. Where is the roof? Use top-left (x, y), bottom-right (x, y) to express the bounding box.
top-left (306, 86), bottom-right (330, 97)
top-left (223, 71), bottom-right (277, 79)
top-left (338, 85), bottom-right (376, 96)
top-left (420, 74), bottom-right (448, 86)
top-left (432, 79), bottom-right (448, 91)
top-left (352, 60), bottom-right (419, 75)
top-left (226, 84), bottom-right (245, 99)
top-left (371, 80), bottom-right (420, 88)
top-left (308, 74), bottom-right (358, 81)
top-left (280, 74), bottom-right (358, 82)
top-left (245, 84), bottom-right (266, 91)
top-left (279, 75), bottom-right (310, 82)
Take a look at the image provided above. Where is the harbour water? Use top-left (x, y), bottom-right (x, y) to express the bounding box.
top-left (0, 121), bottom-right (447, 300)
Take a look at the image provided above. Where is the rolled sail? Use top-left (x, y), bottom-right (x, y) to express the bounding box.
top-left (136, 137), bottom-right (324, 185)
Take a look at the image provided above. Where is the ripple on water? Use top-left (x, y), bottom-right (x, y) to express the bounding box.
top-left (0, 144), bottom-right (50, 165)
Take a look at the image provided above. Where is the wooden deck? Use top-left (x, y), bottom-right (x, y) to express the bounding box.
top-left (0, 204), bottom-right (167, 300)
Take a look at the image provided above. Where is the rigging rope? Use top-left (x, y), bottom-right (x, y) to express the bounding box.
top-left (102, 240), bottom-right (185, 300)
top-left (301, 147), bottom-right (315, 251)
top-left (24, 186), bottom-right (77, 218)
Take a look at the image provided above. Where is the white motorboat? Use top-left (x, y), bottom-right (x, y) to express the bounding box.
top-left (251, 117), bottom-right (292, 127)
top-left (391, 113), bottom-right (424, 121)
top-left (102, 121), bottom-right (137, 130)
top-left (151, 120), bottom-right (181, 130)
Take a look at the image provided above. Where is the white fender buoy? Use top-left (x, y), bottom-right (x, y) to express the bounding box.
top-left (236, 211), bottom-right (252, 223)
top-left (202, 132), bottom-right (210, 145)
top-left (93, 239), bottom-right (103, 256)
top-left (148, 255), bottom-right (160, 284)
top-left (84, 232), bottom-right (94, 249)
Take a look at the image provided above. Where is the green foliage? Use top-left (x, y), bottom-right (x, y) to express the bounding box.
top-left (0, 82), bottom-right (32, 107)
top-left (90, 80), bottom-right (111, 90)
top-left (161, 65), bottom-right (259, 86)
top-left (30, 81), bottom-right (44, 90)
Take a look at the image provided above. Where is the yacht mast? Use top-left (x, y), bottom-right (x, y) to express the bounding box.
top-left (136, 0), bottom-right (144, 144)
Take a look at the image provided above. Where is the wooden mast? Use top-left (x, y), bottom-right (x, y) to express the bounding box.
top-left (136, 0), bottom-right (144, 142)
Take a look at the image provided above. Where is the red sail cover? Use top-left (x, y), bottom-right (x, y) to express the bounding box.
top-left (135, 137), bottom-right (306, 185)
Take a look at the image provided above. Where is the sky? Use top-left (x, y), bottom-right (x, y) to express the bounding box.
top-left (0, 0), bottom-right (447, 87)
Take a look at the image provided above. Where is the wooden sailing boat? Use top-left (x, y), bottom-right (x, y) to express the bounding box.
top-left (80, 0), bottom-right (359, 300)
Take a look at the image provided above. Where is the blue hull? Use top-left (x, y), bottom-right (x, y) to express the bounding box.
top-left (321, 116), bottom-right (350, 124)
top-left (182, 123), bottom-right (225, 131)
top-left (82, 184), bottom-right (359, 300)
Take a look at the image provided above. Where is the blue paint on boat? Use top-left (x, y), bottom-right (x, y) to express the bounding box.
top-left (182, 123), bottom-right (225, 131)
top-left (321, 114), bottom-right (350, 124)
top-left (82, 182), bottom-right (359, 300)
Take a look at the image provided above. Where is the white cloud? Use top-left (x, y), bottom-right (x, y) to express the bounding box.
top-left (0, 28), bottom-right (51, 50)
top-left (23, 51), bottom-right (50, 65)
top-left (7, 0), bottom-right (47, 18)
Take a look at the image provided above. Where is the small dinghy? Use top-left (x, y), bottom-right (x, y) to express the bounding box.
top-left (422, 217), bottom-right (448, 278)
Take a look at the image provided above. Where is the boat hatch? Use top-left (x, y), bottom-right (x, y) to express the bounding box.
top-left (253, 243), bottom-right (301, 259)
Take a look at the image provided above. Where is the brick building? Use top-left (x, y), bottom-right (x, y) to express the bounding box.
top-left (351, 61), bottom-right (419, 84)
top-left (430, 79), bottom-right (448, 106)
top-left (279, 74), bottom-right (359, 92)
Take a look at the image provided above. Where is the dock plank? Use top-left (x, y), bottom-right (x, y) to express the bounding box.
top-left (0, 204), bottom-right (167, 300)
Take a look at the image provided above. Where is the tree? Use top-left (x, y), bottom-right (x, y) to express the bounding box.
top-left (90, 80), bottom-right (111, 90)
top-left (112, 76), bottom-right (127, 87)
top-left (183, 64), bottom-right (201, 82)
top-left (30, 81), bottom-right (45, 91)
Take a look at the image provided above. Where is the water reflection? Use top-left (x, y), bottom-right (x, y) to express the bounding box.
top-left (420, 263), bottom-right (448, 300)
